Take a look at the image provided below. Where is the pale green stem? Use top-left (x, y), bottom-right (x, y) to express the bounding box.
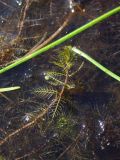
top-left (0, 6), bottom-right (120, 74)
top-left (72, 47), bottom-right (120, 82)
top-left (0, 86), bottom-right (20, 92)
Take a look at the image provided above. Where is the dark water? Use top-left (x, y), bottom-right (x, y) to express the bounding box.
top-left (0, 0), bottom-right (120, 159)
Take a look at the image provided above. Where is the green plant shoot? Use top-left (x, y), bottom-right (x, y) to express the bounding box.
top-left (72, 47), bottom-right (120, 82)
top-left (0, 86), bottom-right (20, 92)
top-left (0, 6), bottom-right (120, 74)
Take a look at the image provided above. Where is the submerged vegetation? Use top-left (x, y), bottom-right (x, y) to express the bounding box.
top-left (0, 46), bottom-right (86, 159)
top-left (0, 0), bottom-right (120, 160)
top-left (0, 46), bottom-right (120, 159)
top-left (0, 6), bottom-right (120, 74)
top-left (33, 46), bottom-right (83, 120)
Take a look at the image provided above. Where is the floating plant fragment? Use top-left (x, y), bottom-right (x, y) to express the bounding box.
top-left (0, 86), bottom-right (20, 92)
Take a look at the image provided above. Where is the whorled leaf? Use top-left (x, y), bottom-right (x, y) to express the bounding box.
top-left (34, 87), bottom-right (58, 99)
top-left (52, 46), bottom-right (74, 70)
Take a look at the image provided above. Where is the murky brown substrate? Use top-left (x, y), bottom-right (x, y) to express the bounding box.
top-left (0, 0), bottom-right (120, 159)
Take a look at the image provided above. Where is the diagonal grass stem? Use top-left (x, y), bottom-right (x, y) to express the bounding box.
top-left (0, 6), bottom-right (120, 74)
top-left (72, 47), bottom-right (120, 81)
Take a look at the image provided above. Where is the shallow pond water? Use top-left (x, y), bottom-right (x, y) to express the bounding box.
top-left (0, 0), bottom-right (120, 160)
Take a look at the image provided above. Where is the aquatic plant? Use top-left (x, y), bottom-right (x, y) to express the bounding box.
top-left (0, 46), bottom-right (82, 145)
top-left (72, 47), bottom-right (120, 81)
top-left (0, 86), bottom-right (20, 92)
top-left (0, 47), bottom-right (89, 160)
top-left (0, 2), bottom-right (120, 159)
top-left (0, 6), bottom-right (120, 74)
top-left (33, 46), bottom-right (83, 120)
top-left (0, 46), bottom-right (90, 160)
top-left (55, 113), bottom-right (76, 138)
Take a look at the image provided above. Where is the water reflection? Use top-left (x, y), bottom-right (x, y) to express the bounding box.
top-left (15, 0), bottom-right (22, 6)
top-left (98, 120), bottom-right (105, 132)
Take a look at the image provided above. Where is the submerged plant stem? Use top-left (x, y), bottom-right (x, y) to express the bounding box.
top-left (52, 70), bottom-right (69, 120)
top-left (0, 86), bottom-right (20, 92)
top-left (17, 0), bottom-right (31, 37)
top-left (0, 6), bottom-right (120, 74)
top-left (0, 93), bottom-right (13, 102)
top-left (0, 98), bottom-right (57, 146)
top-left (72, 47), bottom-right (120, 82)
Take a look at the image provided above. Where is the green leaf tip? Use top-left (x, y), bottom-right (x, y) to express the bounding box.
top-left (0, 86), bottom-right (20, 92)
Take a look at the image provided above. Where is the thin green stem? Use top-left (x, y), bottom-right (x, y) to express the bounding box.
top-left (0, 6), bottom-right (120, 74)
top-left (0, 86), bottom-right (20, 92)
top-left (72, 47), bottom-right (120, 82)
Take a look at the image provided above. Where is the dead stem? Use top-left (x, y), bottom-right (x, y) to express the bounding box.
top-left (0, 99), bottom-right (57, 146)
top-left (26, 12), bottom-right (74, 55)
top-left (15, 145), bottom-right (45, 160)
top-left (9, 4), bottom-right (91, 64)
top-left (75, 4), bottom-right (94, 19)
top-left (0, 0), bottom-right (14, 10)
top-left (0, 128), bottom-right (7, 136)
top-left (0, 93), bottom-right (13, 103)
top-left (56, 134), bottom-right (81, 160)
top-left (25, 4), bottom-right (92, 56)
top-left (17, 0), bottom-right (31, 37)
